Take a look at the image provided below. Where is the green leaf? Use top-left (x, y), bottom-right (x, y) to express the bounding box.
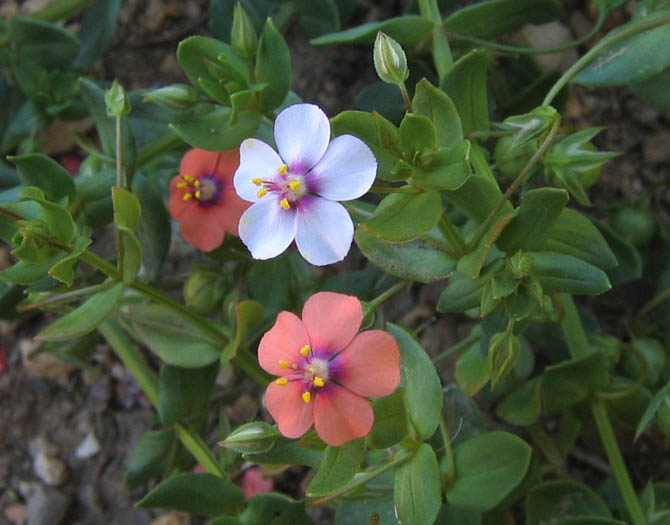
top-left (244, 437), bottom-right (322, 468)
top-left (496, 377), bottom-right (543, 426)
top-left (631, 67), bottom-right (670, 108)
top-left (137, 472), bottom-right (244, 516)
top-left (221, 300), bottom-right (264, 363)
top-left (255, 18), bottom-right (291, 112)
top-left (457, 213), bottom-right (514, 278)
top-left (127, 303), bottom-right (220, 368)
top-left (307, 439), bottom-right (364, 497)
top-left (335, 497), bottom-right (396, 525)
top-left (541, 351), bottom-right (609, 415)
top-left (158, 363), bottom-right (219, 425)
top-left (394, 445), bottom-right (441, 525)
top-left (296, 0), bottom-right (340, 38)
top-left (36, 283), bottom-right (125, 341)
top-left (442, 173), bottom-right (510, 224)
top-left (48, 236), bottom-right (92, 286)
top-left (0, 260), bottom-right (53, 285)
top-left (170, 105), bottom-right (260, 151)
top-left (8, 15), bottom-right (80, 68)
top-left (19, 186), bottom-right (75, 244)
top-left (311, 16), bottom-right (433, 46)
top-left (112, 187), bottom-right (142, 284)
top-left (575, 21), bottom-right (670, 86)
top-left (73, 0), bottom-right (121, 68)
top-left (387, 324), bottom-right (442, 439)
top-left (443, 0), bottom-right (562, 39)
top-left (437, 272), bottom-right (488, 313)
top-left (440, 49), bottom-right (489, 136)
top-left (238, 493), bottom-right (313, 524)
top-left (529, 251), bottom-right (612, 295)
top-left (411, 140), bottom-right (472, 191)
top-left (400, 114), bottom-right (436, 158)
top-left (542, 209), bottom-right (618, 270)
top-left (446, 431), bottom-right (532, 511)
top-left (497, 188), bottom-right (569, 254)
top-left (591, 218), bottom-right (642, 285)
top-left (362, 190), bottom-right (442, 243)
top-left (455, 342), bottom-right (491, 396)
top-left (331, 110), bottom-right (402, 180)
top-left (525, 479), bottom-right (613, 523)
top-left (443, 383), bottom-right (487, 446)
top-left (125, 429), bottom-right (173, 489)
top-left (366, 387), bottom-right (410, 449)
top-left (8, 153), bottom-right (75, 202)
top-left (132, 174), bottom-right (170, 281)
top-left (355, 229), bottom-right (455, 283)
top-left (412, 79), bottom-right (463, 148)
top-left (635, 383), bottom-right (670, 440)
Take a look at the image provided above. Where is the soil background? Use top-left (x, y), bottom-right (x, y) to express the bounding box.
top-left (1, 1), bottom-right (669, 524)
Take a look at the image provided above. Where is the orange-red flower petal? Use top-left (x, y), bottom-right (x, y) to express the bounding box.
top-left (265, 379), bottom-right (314, 439)
top-left (301, 292), bottom-right (363, 353)
top-left (313, 385), bottom-right (373, 446)
top-left (258, 311), bottom-right (310, 376)
top-left (336, 330), bottom-right (401, 398)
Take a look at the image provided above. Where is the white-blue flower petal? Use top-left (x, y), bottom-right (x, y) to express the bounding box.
top-left (275, 104), bottom-right (330, 173)
top-left (234, 138), bottom-right (284, 202)
top-left (295, 196), bottom-right (353, 266)
top-left (239, 197), bottom-right (296, 260)
top-left (309, 134), bottom-right (377, 201)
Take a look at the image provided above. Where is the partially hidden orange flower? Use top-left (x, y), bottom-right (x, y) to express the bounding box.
top-left (169, 148), bottom-right (250, 252)
top-left (259, 292), bottom-right (401, 447)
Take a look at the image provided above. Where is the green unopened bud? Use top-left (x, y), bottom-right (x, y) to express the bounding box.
top-left (231, 3), bottom-right (258, 58)
top-left (219, 422), bottom-right (279, 454)
top-left (183, 269), bottom-right (226, 315)
top-left (105, 80), bottom-right (131, 117)
top-left (144, 84), bottom-right (200, 110)
top-left (500, 106), bottom-right (558, 151)
top-left (488, 327), bottom-right (521, 389)
top-left (508, 251), bottom-right (531, 279)
top-left (373, 31), bottom-right (409, 85)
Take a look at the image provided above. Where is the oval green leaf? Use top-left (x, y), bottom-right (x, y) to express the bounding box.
top-left (394, 445), bottom-right (441, 525)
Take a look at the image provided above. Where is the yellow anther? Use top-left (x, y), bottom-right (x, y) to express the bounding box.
top-left (278, 360), bottom-right (289, 369)
top-left (195, 190), bottom-right (202, 199)
top-left (194, 180), bottom-right (201, 187)
top-left (276, 378), bottom-right (288, 386)
top-left (257, 188), bottom-right (268, 198)
top-left (300, 345), bottom-right (311, 357)
top-left (182, 193), bottom-right (193, 201)
top-left (314, 376), bottom-right (325, 387)
top-left (252, 178), bottom-right (263, 186)
top-left (288, 180), bottom-right (301, 191)
top-left (302, 391), bottom-right (312, 404)
top-left (176, 182), bottom-right (188, 189)
top-left (278, 164), bottom-right (288, 174)
top-left (183, 175), bottom-right (195, 182)
top-left (280, 198), bottom-right (291, 210)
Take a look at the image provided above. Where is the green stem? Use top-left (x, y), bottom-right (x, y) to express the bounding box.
top-left (18, 281), bottom-right (115, 312)
top-left (437, 213), bottom-right (466, 256)
top-left (365, 280), bottom-right (410, 312)
top-left (543, 14), bottom-right (670, 106)
top-left (136, 132), bottom-right (184, 168)
top-left (31, 0), bottom-right (94, 21)
top-left (98, 319), bottom-right (226, 477)
top-left (307, 451), bottom-right (411, 507)
top-left (115, 116), bottom-right (125, 189)
top-left (468, 116), bottom-right (560, 251)
top-left (399, 82), bottom-right (413, 113)
top-left (418, 0), bottom-right (453, 79)
top-left (449, 12), bottom-right (607, 56)
top-left (560, 295), bottom-right (647, 525)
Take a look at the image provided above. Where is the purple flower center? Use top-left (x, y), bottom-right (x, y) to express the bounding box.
top-left (179, 173), bottom-right (224, 206)
top-left (275, 344), bottom-right (343, 404)
top-left (252, 164), bottom-right (311, 211)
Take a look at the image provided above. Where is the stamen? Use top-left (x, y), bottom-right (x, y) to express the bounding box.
top-left (299, 345), bottom-right (311, 357)
top-left (182, 175), bottom-right (195, 182)
top-left (176, 182), bottom-right (188, 189)
top-left (257, 188), bottom-right (268, 198)
top-left (194, 180), bottom-right (201, 187)
top-left (195, 190), bottom-right (202, 199)
top-left (302, 391), bottom-right (311, 404)
top-left (314, 376), bottom-right (325, 387)
top-left (252, 178), bottom-right (263, 186)
top-left (288, 181), bottom-right (301, 191)
top-left (276, 378), bottom-right (288, 386)
top-left (278, 164), bottom-right (288, 174)
top-left (278, 360), bottom-right (289, 369)
top-left (183, 193), bottom-right (193, 201)
top-left (280, 198), bottom-right (291, 210)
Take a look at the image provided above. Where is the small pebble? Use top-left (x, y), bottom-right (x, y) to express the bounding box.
top-left (33, 450), bottom-right (67, 487)
top-left (26, 485), bottom-right (69, 525)
top-left (75, 432), bottom-right (101, 460)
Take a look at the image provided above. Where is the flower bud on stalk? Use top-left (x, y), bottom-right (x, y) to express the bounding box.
top-left (373, 31), bottom-right (409, 85)
top-left (232, 2), bottom-right (258, 58)
top-left (488, 327), bottom-right (521, 388)
top-left (219, 422), bottom-right (280, 454)
top-left (105, 80), bottom-right (131, 117)
top-left (144, 84), bottom-right (200, 110)
top-left (183, 270), bottom-right (226, 315)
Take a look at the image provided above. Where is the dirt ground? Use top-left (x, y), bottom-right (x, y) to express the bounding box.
top-left (1, 1), bottom-right (669, 524)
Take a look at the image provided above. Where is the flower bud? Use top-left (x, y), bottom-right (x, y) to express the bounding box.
top-left (488, 328), bottom-right (521, 389)
top-left (231, 2), bottom-right (258, 58)
top-left (105, 80), bottom-right (131, 117)
top-left (219, 422), bottom-right (279, 454)
top-left (144, 84), bottom-right (200, 110)
top-left (183, 269), bottom-right (226, 315)
top-left (373, 31), bottom-right (409, 85)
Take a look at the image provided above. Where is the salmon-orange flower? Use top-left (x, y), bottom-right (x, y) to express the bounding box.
top-left (259, 292), bottom-right (401, 447)
top-left (169, 148), bottom-right (250, 252)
